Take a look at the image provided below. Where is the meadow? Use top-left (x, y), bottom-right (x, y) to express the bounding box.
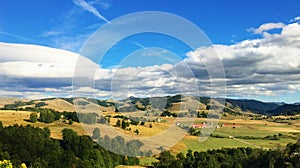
top-left (0, 109), bottom-right (299, 167)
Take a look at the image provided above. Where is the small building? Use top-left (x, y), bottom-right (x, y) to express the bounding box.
top-left (191, 124), bottom-right (208, 128)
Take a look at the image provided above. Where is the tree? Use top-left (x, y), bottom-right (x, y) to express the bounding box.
top-left (107, 117), bottom-right (111, 125)
top-left (269, 157), bottom-right (276, 168)
top-left (92, 128), bottom-right (101, 139)
top-left (102, 135), bottom-right (111, 150)
top-left (35, 102), bottom-right (47, 108)
top-left (145, 150), bottom-right (153, 157)
top-left (134, 129), bottom-right (139, 135)
top-left (0, 121), bottom-right (3, 130)
top-left (116, 120), bottom-right (121, 127)
top-left (43, 127), bottom-right (51, 138)
top-left (188, 127), bottom-right (201, 136)
top-left (0, 124), bottom-right (138, 168)
top-left (121, 120), bottom-right (128, 129)
top-left (77, 113), bottom-right (98, 124)
top-left (154, 151), bottom-right (175, 167)
top-left (149, 124), bottom-right (153, 128)
top-left (126, 140), bottom-right (144, 156)
top-left (62, 128), bottom-right (79, 152)
top-left (97, 117), bottom-right (107, 124)
top-left (40, 111), bottom-right (55, 123)
top-left (30, 112), bottom-right (38, 123)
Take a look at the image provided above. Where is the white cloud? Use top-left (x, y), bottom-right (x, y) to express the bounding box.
top-left (90, 0), bottom-right (112, 10)
top-left (0, 42), bottom-right (97, 78)
top-left (186, 22), bottom-right (300, 98)
top-left (250, 22), bottom-right (285, 34)
top-left (52, 34), bottom-right (90, 52)
top-left (40, 31), bottom-right (63, 37)
top-left (1, 21), bottom-right (300, 101)
top-left (290, 16), bottom-right (300, 22)
top-left (73, 0), bottom-right (109, 23)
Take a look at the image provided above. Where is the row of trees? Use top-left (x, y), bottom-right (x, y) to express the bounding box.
top-left (91, 128), bottom-right (151, 156)
top-left (0, 121), bottom-right (139, 167)
top-left (154, 142), bottom-right (300, 168)
top-left (28, 108), bottom-right (79, 124)
top-left (26, 107), bottom-right (110, 125)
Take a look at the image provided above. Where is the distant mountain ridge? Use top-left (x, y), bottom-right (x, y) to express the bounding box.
top-left (225, 98), bottom-right (281, 114)
top-left (266, 104), bottom-right (300, 116)
top-left (0, 95), bottom-right (299, 116)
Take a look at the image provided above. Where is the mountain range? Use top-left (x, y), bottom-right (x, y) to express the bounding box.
top-left (0, 95), bottom-right (299, 116)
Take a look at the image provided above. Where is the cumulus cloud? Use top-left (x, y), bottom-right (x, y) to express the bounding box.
top-left (290, 16), bottom-right (300, 22)
top-left (1, 21), bottom-right (300, 101)
top-left (186, 22), bottom-right (300, 98)
top-left (250, 22), bottom-right (285, 34)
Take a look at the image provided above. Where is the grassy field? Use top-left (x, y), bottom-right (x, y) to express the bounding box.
top-left (0, 110), bottom-right (86, 139)
top-left (169, 118), bottom-right (299, 154)
top-left (138, 157), bottom-right (158, 166)
top-left (0, 109), bottom-right (299, 155)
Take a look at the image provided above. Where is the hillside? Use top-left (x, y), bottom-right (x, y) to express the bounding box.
top-left (267, 104), bottom-right (300, 115)
top-left (1, 95), bottom-right (300, 117)
top-left (225, 98), bottom-right (281, 114)
top-left (0, 97), bottom-right (29, 108)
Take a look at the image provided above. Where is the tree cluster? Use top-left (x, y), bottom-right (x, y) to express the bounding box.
top-left (154, 142), bottom-right (300, 168)
top-left (27, 108), bottom-right (79, 124)
top-left (97, 134), bottom-right (152, 157)
top-left (0, 122), bottom-right (139, 167)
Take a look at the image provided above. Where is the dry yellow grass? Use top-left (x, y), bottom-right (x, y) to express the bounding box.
top-left (108, 117), bottom-right (172, 137)
top-left (0, 110), bottom-right (31, 125)
top-left (169, 138), bottom-right (187, 154)
top-left (170, 98), bottom-right (206, 112)
top-left (43, 99), bottom-right (75, 112)
top-left (0, 97), bottom-right (29, 108)
top-left (0, 110), bottom-right (86, 139)
top-left (1, 109), bottom-right (299, 154)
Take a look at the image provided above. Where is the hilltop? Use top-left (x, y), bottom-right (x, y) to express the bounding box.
top-left (1, 95), bottom-right (299, 117)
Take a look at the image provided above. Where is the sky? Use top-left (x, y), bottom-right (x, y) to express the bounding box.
top-left (0, 0), bottom-right (300, 103)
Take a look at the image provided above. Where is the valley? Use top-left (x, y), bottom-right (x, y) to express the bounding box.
top-left (0, 95), bottom-right (299, 167)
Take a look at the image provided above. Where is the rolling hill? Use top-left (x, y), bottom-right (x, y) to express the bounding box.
top-left (0, 95), bottom-right (299, 116)
top-left (266, 104), bottom-right (300, 115)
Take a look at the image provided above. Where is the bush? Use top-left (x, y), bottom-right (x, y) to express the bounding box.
top-left (97, 117), bottom-right (107, 124)
top-left (30, 112), bottom-right (38, 123)
top-left (76, 113), bottom-right (98, 124)
top-left (40, 111), bottom-right (55, 123)
top-left (35, 102), bottom-right (47, 108)
top-left (188, 127), bottom-right (201, 136)
top-left (130, 120), bottom-right (139, 125)
top-left (92, 128), bottom-right (100, 139)
top-left (0, 121), bottom-right (3, 130)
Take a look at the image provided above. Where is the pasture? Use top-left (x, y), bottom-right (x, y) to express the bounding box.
top-left (0, 109), bottom-right (299, 155)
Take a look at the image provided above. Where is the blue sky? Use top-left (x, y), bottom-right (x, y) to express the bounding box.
top-left (1, 0), bottom-right (300, 49)
top-left (1, 0), bottom-right (300, 103)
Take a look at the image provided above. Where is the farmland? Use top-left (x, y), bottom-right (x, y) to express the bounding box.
top-left (0, 96), bottom-right (300, 167)
top-left (0, 109), bottom-right (299, 154)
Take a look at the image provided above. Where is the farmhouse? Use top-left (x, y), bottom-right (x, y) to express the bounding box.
top-left (191, 124), bottom-right (209, 128)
